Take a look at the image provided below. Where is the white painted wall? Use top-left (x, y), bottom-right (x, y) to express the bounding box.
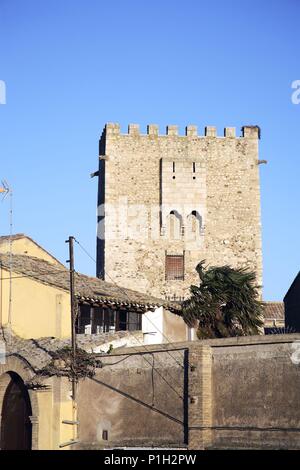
top-left (142, 307), bottom-right (164, 344)
top-left (142, 307), bottom-right (196, 345)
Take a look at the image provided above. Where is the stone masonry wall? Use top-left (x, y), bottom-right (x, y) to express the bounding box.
top-left (97, 123), bottom-right (262, 300)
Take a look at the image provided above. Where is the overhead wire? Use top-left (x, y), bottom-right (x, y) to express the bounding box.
top-left (74, 238), bottom-right (188, 369)
top-left (74, 238), bottom-right (188, 398)
top-left (74, 238), bottom-right (192, 368)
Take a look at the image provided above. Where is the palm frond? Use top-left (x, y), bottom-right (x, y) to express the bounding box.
top-left (182, 260), bottom-right (263, 338)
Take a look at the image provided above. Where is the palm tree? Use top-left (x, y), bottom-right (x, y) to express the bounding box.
top-left (182, 261), bottom-right (264, 339)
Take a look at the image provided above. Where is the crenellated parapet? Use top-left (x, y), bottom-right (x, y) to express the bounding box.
top-left (104, 123), bottom-right (260, 139)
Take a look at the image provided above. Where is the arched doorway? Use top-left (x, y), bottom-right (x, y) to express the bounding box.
top-left (0, 372), bottom-right (32, 450)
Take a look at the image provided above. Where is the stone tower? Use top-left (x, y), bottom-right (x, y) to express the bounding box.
top-left (96, 123), bottom-right (262, 300)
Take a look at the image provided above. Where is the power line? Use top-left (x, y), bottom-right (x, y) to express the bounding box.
top-left (74, 238), bottom-right (185, 354)
top-left (73, 239), bottom-right (187, 397)
top-left (74, 238), bottom-right (189, 373)
top-left (72, 264), bottom-right (184, 399)
top-left (0, 241), bottom-right (184, 363)
top-left (74, 269), bottom-right (184, 399)
top-left (0, 241), bottom-right (187, 398)
top-left (90, 376), bottom-right (184, 427)
top-left (74, 238), bottom-right (183, 345)
top-left (0, 269), bottom-right (68, 281)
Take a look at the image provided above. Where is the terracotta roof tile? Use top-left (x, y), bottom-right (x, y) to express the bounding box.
top-left (0, 253), bottom-right (180, 313)
top-left (0, 328), bottom-right (143, 372)
top-left (263, 302), bottom-right (284, 320)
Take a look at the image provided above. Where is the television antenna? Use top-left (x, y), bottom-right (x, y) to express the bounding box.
top-left (0, 180), bottom-right (13, 336)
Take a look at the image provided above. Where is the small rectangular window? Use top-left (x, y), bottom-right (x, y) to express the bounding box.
top-left (103, 308), bottom-right (116, 332)
top-left (116, 311), bottom-right (142, 331)
top-left (117, 310), bottom-right (127, 331)
top-left (76, 304), bottom-right (91, 334)
top-left (92, 306), bottom-right (104, 334)
top-left (127, 312), bottom-right (142, 331)
top-left (165, 255), bottom-right (184, 281)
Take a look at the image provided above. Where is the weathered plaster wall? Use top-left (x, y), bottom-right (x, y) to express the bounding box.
top-left (0, 356), bottom-right (74, 450)
top-left (142, 307), bottom-right (189, 345)
top-left (0, 237), bottom-right (62, 267)
top-left (211, 338), bottom-right (300, 449)
top-left (0, 266), bottom-right (71, 338)
top-left (76, 348), bottom-right (187, 449)
top-left (97, 124), bottom-right (262, 300)
top-left (2, 335), bottom-right (299, 450)
top-left (162, 309), bottom-right (189, 343)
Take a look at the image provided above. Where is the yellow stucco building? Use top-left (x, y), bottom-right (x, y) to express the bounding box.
top-left (0, 234), bottom-right (188, 450)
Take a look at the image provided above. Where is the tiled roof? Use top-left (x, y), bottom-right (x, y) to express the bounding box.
top-left (0, 253), bottom-right (180, 313)
top-left (263, 302), bottom-right (285, 320)
top-left (0, 328), bottom-right (143, 372)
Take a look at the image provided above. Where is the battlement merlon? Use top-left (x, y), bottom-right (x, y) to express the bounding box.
top-left (102, 123), bottom-right (260, 139)
top-left (105, 123), bottom-right (120, 135)
top-left (241, 125), bottom-right (261, 139)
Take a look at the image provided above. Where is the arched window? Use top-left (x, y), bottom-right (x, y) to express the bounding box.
top-left (187, 211), bottom-right (202, 238)
top-left (167, 210), bottom-right (182, 239)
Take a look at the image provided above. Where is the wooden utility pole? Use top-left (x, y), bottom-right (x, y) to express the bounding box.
top-left (57, 236), bottom-right (79, 448)
top-left (66, 235), bottom-right (76, 398)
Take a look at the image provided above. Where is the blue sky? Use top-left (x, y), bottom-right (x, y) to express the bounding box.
top-left (0, 0), bottom-right (299, 300)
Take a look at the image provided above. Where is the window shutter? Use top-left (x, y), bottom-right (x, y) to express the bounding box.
top-left (165, 255), bottom-right (184, 280)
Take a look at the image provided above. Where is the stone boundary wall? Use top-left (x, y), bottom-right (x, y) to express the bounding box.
top-left (76, 334), bottom-right (300, 450)
top-left (1, 334), bottom-right (299, 449)
top-left (76, 346), bottom-right (188, 449)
